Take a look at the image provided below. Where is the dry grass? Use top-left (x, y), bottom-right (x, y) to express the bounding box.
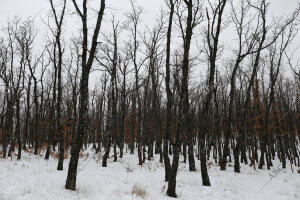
top-left (207, 161), bottom-right (214, 168)
top-left (24, 148), bottom-right (33, 154)
top-left (54, 151), bottom-right (69, 159)
top-left (132, 184), bottom-right (147, 199)
top-left (79, 151), bottom-right (84, 158)
top-left (49, 150), bottom-right (56, 157)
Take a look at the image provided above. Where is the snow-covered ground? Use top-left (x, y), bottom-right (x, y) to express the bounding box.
top-left (0, 147), bottom-right (299, 200)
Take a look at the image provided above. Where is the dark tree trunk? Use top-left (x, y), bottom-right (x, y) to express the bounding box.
top-left (16, 94), bottom-right (21, 160)
top-left (66, 72), bottom-right (89, 190)
top-left (32, 79), bottom-right (39, 156)
top-left (65, 0), bottom-right (105, 191)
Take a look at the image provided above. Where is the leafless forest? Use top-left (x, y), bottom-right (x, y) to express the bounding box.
top-left (0, 0), bottom-right (299, 198)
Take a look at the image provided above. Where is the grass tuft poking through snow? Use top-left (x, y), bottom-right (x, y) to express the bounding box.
top-left (132, 183), bottom-right (147, 199)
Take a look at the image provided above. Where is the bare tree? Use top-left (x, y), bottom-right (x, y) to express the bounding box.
top-left (123, 1), bottom-right (146, 165)
top-left (164, 0), bottom-right (176, 182)
top-left (65, 0), bottom-right (106, 191)
top-left (95, 17), bottom-right (121, 166)
top-left (168, 0), bottom-right (203, 197)
top-left (47, 0), bottom-right (67, 170)
top-left (221, 0), bottom-right (259, 171)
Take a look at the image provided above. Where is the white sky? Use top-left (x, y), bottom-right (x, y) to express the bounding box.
top-left (0, 0), bottom-right (298, 25)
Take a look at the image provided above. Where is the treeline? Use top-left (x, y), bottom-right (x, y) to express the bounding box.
top-left (0, 0), bottom-right (299, 198)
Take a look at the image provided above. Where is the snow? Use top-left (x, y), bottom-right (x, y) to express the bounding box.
top-left (0, 147), bottom-right (299, 200)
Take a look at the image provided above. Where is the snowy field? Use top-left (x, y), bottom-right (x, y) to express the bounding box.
top-left (0, 147), bottom-right (299, 200)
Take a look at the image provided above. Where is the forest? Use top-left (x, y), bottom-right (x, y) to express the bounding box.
top-left (0, 0), bottom-right (299, 199)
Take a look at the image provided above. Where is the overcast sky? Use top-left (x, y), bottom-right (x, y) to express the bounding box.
top-left (0, 0), bottom-right (298, 23)
top-left (1, 0), bottom-right (299, 35)
top-left (0, 0), bottom-right (299, 85)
